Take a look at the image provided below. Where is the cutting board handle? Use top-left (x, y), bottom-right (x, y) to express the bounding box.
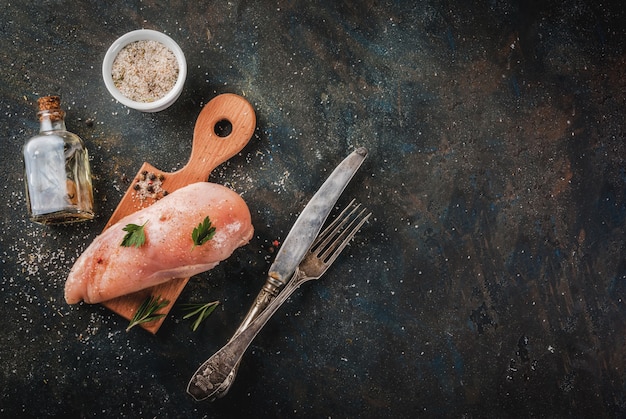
top-left (175, 93), bottom-right (256, 184)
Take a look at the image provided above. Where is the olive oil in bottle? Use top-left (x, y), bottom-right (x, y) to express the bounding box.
top-left (23, 96), bottom-right (95, 224)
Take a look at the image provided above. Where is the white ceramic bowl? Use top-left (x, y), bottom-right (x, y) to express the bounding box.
top-left (102, 29), bottom-right (187, 112)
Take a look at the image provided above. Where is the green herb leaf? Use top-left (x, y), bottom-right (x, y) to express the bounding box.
top-left (121, 221), bottom-right (148, 248)
top-left (181, 301), bottom-right (220, 331)
top-left (191, 216), bottom-right (216, 251)
top-left (126, 295), bottom-right (169, 332)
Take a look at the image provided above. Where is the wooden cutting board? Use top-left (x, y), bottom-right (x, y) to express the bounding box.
top-left (100, 93), bottom-right (256, 333)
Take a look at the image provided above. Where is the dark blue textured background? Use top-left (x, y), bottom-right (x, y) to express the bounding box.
top-left (1, 1), bottom-right (625, 417)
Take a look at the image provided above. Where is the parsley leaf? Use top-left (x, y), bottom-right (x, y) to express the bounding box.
top-left (121, 221), bottom-right (148, 248)
top-left (191, 216), bottom-right (216, 251)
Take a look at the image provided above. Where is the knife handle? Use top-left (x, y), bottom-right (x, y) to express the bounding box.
top-left (233, 275), bottom-right (285, 336)
top-left (187, 269), bottom-right (303, 401)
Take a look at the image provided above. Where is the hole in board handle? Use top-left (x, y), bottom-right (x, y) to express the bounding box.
top-left (214, 119), bottom-right (233, 138)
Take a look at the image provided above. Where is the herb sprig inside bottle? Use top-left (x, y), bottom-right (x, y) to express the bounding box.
top-left (191, 216), bottom-right (216, 251)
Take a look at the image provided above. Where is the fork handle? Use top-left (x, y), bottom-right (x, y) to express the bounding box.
top-left (187, 269), bottom-right (306, 401)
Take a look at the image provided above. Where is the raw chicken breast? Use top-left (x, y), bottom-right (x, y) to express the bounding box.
top-left (65, 182), bottom-right (253, 304)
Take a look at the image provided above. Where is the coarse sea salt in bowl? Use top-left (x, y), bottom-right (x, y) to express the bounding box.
top-left (102, 29), bottom-right (187, 112)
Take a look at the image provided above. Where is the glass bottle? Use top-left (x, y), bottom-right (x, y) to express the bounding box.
top-left (23, 96), bottom-right (95, 224)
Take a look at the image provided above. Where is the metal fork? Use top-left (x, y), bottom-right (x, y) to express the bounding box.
top-left (187, 201), bottom-right (371, 401)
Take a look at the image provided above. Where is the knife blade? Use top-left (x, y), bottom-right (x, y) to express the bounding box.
top-left (234, 147), bottom-right (368, 333)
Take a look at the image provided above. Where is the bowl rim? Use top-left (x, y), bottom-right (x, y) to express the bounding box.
top-left (102, 29), bottom-right (187, 112)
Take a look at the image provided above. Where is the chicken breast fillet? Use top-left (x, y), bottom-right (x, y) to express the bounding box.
top-left (65, 182), bottom-right (253, 304)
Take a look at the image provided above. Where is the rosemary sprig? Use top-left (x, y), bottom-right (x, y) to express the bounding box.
top-left (126, 295), bottom-right (170, 332)
top-left (181, 300), bottom-right (220, 331)
top-left (121, 221), bottom-right (148, 248)
top-left (191, 216), bottom-right (216, 251)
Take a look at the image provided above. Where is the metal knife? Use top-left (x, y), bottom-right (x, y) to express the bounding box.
top-left (233, 147), bottom-right (368, 334)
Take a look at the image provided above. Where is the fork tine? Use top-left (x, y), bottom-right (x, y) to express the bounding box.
top-left (320, 208), bottom-right (370, 264)
top-left (311, 199), bottom-right (358, 251)
top-left (313, 201), bottom-right (371, 264)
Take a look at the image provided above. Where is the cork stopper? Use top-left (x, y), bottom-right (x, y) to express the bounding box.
top-left (37, 96), bottom-right (65, 121)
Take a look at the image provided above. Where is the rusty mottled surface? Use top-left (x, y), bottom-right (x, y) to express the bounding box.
top-left (1, 1), bottom-right (625, 417)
